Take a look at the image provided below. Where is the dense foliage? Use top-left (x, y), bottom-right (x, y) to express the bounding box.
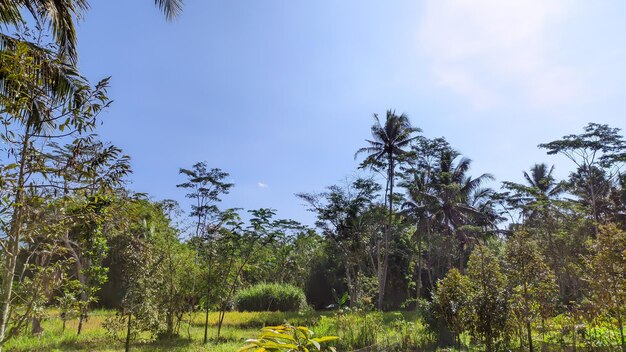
top-left (235, 284), bottom-right (307, 312)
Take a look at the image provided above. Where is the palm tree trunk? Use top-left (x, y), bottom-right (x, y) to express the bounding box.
top-left (379, 156), bottom-right (394, 311)
top-left (447, 224), bottom-right (453, 270)
top-left (458, 242), bottom-right (465, 274)
top-left (415, 229), bottom-right (423, 301)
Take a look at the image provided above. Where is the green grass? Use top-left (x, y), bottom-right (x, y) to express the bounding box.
top-left (6, 311), bottom-right (262, 352)
top-left (4, 310), bottom-right (432, 351)
top-left (9, 310), bottom-right (622, 351)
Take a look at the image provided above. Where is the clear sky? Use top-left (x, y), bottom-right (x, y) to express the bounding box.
top-left (74, 0), bottom-right (626, 226)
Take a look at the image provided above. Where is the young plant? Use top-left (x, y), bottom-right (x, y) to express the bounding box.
top-left (239, 324), bottom-right (338, 352)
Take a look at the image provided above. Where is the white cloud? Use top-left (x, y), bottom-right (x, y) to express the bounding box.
top-left (257, 182), bottom-right (268, 188)
top-left (418, 0), bottom-right (581, 108)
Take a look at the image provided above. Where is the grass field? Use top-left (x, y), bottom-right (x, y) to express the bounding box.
top-left (5, 309), bottom-right (625, 351)
top-left (5, 310), bottom-right (429, 351)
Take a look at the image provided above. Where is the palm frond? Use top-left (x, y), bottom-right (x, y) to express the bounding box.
top-left (0, 0), bottom-right (21, 26)
top-left (354, 146), bottom-right (383, 160)
top-left (154, 0), bottom-right (183, 21)
top-left (28, 0), bottom-right (89, 63)
top-left (0, 34), bottom-right (87, 102)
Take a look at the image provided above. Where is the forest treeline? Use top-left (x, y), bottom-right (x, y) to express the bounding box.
top-left (0, 1), bottom-right (625, 351)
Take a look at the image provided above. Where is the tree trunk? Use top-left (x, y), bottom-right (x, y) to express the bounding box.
top-left (378, 156), bottom-right (394, 311)
top-left (345, 263), bottom-right (356, 308)
top-left (125, 312), bottom-right (132, 352)
top-left (0, 121), bottom-right (32, 351)
top-left (376, 239), bottom-right (383, 310)
top-left (77, 313), bottom-right (84, 336)
top-left (458, 242), bottom-right (465, 275)
top-left (585, 165), bottom-right (600, 236)
top-left (166, 231), bottom-right (176, 337)
top-left (203, 281), bottom-right (211, 344)
top-left (217, 305), bottom-right (226, 339)
top-left (427, 260), bottom-right (434, 292)
top-left (522, 256), bottom-right (533, 352)
top-left (31, 317), bottom-right (43, 336)
top-left (76, 268), bottom-right (88, 336)
top-left (415, 229), bottom-right (423, 302)
top-left (526, 319), bottom-right (534, 352)
top-left (616, 308), bottom-right (625, 352)
top-left (572, 322), bottom-right (577, 352)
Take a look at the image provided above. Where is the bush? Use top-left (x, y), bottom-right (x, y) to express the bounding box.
top-left (235, 283), bottom-right (307, 312)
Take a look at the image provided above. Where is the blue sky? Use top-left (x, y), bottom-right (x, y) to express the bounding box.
top-left (74, 1), bottom-right (626, 226)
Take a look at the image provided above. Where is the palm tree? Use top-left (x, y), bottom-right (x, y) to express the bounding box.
top-left (355, 110), bottom-right (420, 310)
top-left (0, 0), bottom-right (182, 62)
top-left (502, 163), bottom-right (563, 223)
top-left (0, 0), bottom-right (183, 125)
top-left (402, 170), bottom-right (435, 300)
top-left (429, 150), bottom-right (495, 273)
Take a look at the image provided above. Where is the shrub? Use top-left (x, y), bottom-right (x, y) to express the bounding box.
top-left (235, 283), bottom-right (307, 312)
top-left (432, 268), bottom-right (469, 348)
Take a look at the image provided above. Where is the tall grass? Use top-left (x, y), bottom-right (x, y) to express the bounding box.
top-left (314, 310), bottom-right (435, 351)
top-left (235, 283), bottom-right (307, 312)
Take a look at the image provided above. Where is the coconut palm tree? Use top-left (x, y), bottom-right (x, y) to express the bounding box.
top-left (428, 150), bottom-right (495, 273)
top-left (355, 110), bottom-right (420, 310)
top-left (0, 0), bottom-right (183, 119)
top-left (502, 163), bottom-right (564, 223)
top-left (402, 170), bottom-right (435, 300)
top-left (0, 0), bottom-right (182, 62)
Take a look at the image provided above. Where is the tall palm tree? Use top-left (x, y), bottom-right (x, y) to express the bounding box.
top-left (429, 150), bottom-right (495, 273)
top-left (355, 110), bottom-right (420, 310)
top-left (502, 163), bottom-right (563, 222)
top-left (401, 170), bottom-right (435, 300)
top-left (0, 0), bottom-right (182, 62)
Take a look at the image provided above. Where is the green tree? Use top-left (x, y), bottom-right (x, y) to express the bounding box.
top-left (177, 162), bottom-right (233, 238)
top-left (245, 220), bottom-right (320, 289)
top-left (400, 137), bottom-right (451, 297)
top-left (502, 163), bottom-right (564, 224)
top-left (466, 246), bottom-right (509, 351)
top-left (153, 200), bottom-right (199, 338)
top-left (0, 41), bottom-right (119, 349)
top-left (211, 208), bottom-right (275, 339)
top-left (433, 268), bottom-right (470, 350)
top-left (539, 123), bottom-right (626, 228)
top-left (177, 162), bottom-right (233, 343)
top-left (298, 178), bottom-right (382, 308)
top-left (430, 150), bottom-right (496, 273)
top-left (103, 196), bottom-right (178, 351)
top-left (355, 110), bottom-right (420, 310)
top-left (584, 223), bottom-right (626, 351)
top-left (504, 231), bottom-right (558, 352)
